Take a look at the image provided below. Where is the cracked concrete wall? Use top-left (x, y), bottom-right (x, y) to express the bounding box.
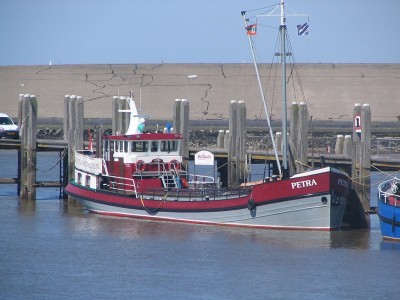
top-left (0, 63), bottom-right (399, 123)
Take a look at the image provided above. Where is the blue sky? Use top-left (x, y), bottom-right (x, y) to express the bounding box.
top-left (1, 0), bottom-right (399, 65)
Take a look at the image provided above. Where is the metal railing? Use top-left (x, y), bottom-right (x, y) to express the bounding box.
top-left (377, 137), bottom-right (400, 155)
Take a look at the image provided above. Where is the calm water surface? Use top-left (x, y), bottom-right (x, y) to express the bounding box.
top-left (0, 150), bottom-right (399, 299)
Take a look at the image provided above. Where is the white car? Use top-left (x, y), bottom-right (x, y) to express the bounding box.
top-left (0, 113), bottom-right (19, 139)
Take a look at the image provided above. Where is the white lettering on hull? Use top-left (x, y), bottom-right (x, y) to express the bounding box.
top-left (291, 179), bottom-right (317, 189)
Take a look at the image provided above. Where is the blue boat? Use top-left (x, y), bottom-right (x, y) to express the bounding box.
top-left (378, 178), bottom-right (400, 241)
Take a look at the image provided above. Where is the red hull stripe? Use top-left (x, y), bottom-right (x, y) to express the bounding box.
top-left (66, 182), bottom-right (329, 213)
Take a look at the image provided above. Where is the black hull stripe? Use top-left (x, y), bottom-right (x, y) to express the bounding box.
top-left (378, 215), bottom-right (400, 227)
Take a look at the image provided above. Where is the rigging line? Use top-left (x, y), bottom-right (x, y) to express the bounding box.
top-left (285, 33), bottom-right (299, 103)
top-left (286, 32), bottom-right (307, 103)
top-left (259, 32), bottom-right (280, 120)
top-left (243, 3), bottom-right (280, 14)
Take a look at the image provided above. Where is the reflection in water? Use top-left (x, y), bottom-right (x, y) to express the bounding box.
top-left (62, 204), bottom-right (377, 250)
top-left (18, 199), bottom-right (36, 215)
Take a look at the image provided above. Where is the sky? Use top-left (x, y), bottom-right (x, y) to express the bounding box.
top-left (1, 0), bottom-right (399, 66)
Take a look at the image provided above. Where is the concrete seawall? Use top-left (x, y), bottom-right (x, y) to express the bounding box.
top-left (1, 63), bottom-right (399, 124)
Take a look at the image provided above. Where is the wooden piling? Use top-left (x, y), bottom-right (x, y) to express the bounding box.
top-left (228, 100), bottom-right (238, 187)
top-left (275, 132), bottom-right (282, 152)
top-left (360, 104), bottom-right (371, 212)
top-left (298, 102), bottom-right (308, 171)
top-left (173, 99), bottom-right (182, 134)
top-left (217, 130), bottom-right (225, 148)
top-left (289, 102), bottom-right (308, 174)
top-left (236, 100), bottom-right (246, 183)
top-left (343, 135), bottom-right (352, 155)
top-left (224, 130), bottom-right (229, 149)
top-left (335, 135), bottom-right (344, 154)
top-left (350, 103), bottom-right (370, 228)
top-left (63, 95), bottom-right (70, 140)
top-left (19, 94), bottom-right (38, 200)
top-left (76, 96), bottom-right (84, 150)
top-left (289, 102), bottom-right (299, 175)
top-left (180, 99), bottom-right (190, 160)
top-left (66, 95), bottom-right (84, 184)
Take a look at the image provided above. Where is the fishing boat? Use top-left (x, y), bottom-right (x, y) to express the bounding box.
top-left (377, 178), bottom-right (400, 241)
top-left (65, 1), bottom-right (350, 230)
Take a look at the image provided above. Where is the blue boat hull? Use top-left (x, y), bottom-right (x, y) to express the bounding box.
top-left (378, 198), bottom-right (400, 241)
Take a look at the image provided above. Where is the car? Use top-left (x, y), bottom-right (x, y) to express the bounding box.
top-left (0, 113), bottom-right (19, 139)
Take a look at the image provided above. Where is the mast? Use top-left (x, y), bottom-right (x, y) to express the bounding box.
top-left (280, 0), bottom-right (289, 178)
top-left (241, 11), bottom-right (282, 177)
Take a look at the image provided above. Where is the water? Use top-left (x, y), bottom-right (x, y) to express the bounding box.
top-left (1, 150), bottom-right (399, 299)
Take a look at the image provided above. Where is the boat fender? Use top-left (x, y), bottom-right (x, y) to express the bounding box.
top-left (247, 198), bottom-right (256, 211)
top-left (136, 160), bottom-right (146, 172)
top-left (181, 177), bottom-right (188, 188)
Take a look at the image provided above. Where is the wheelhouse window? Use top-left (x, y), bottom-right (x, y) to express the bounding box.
top-left (109, 141), bottom-right (114, 156)
top-left (160, 140), bottom-right (179, 153)
top-left (124, 141), bottom-right (128, 153)
top-left (151, 141), bottom-right (159, 152)
top-left (131, 141), bottom-right (149, 152)
top-left (103, 140), bottom-right (109, 160)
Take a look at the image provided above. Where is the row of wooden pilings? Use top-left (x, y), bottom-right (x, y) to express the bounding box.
top-left (16, 93), bottom-right (372, 227)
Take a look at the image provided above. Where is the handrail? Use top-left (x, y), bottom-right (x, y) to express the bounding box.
top-left (102, 174), bottom-right (138, 197)
top-left (378, 178), bottom-right (399, 206)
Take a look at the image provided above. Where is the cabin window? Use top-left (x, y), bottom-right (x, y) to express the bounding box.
top-left (151, 141), bottom-right (159, 152)
top-left (109, 141), bottom-right (114, 156)
top-left (85, 175), bottom-right (91, 187)
top-left (124, 141), bottom-right (128, 153)
top-left (115, 141), bottom-right (119, 152)
top-left (131, 141), bottom-right (149, 152)
top-left (77, 173), bottom-right (82, 184)
top-left (103, 140), bottom-right (109, 160)
top-left (160, 140), bottom-right (178, 152)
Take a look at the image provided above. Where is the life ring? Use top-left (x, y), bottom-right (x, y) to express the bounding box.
top-left (151, 158), bottom-right (164, 164)
top-left (168, 159), bottom-right (180, 171)
top-left (247, 198), bottom-right (256, 211)
top-left (136, 160), bottom-right (146, 172)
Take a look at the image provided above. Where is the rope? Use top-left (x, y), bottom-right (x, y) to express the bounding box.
top-left (19, 113), bottom-right (30, 136)
top-left (25, 147), bottom-right (67, 173)
top-left (347, 164), bottom-right (400, 188)
top-left (140, 196), bottom-right (166, 214)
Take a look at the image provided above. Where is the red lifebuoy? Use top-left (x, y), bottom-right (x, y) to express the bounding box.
top-left (168, 159), bottom-right (180, 171)
top-left (136, 160), bottom-right (146, 172)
